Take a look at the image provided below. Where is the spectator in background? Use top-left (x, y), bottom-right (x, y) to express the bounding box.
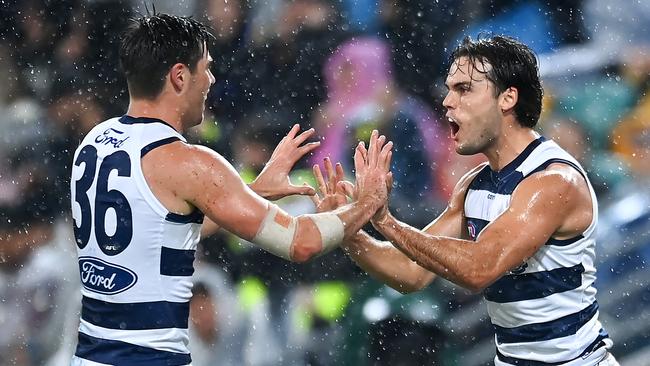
top-left (197, 0), bottom-right (250, 122)
top-left (189, 264), bottom-right (246, 366)
top-left (0, 45), bottom-right (46, 162)
top-left (611, 89), bottom-right (650, 191)
top-left (313, 36), bottom-right (448, 226)
top-left (377, 0), bottom-right (456, 105)
top-left (541, 117), bottom-right (588, 164)
top-left (42, 79), bottom-right (105, 212)
top-left (541, 115), bottom-right (629, 200)
top-left (219, 0), bottom-right (347, 127)
top-left (82, 0), bottom-right (131, 115)
top-left (538, 0), bottom-right (649, 77)
top-left (0, 142), bottom-right (79, 366)
top-left (10, 0), bottom-right (79, 97)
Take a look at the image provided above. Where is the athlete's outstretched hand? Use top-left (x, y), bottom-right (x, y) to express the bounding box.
top-left (250, 124), bottom-right (320, 201)
top-left (311, 157), bottom-right (350, 212)
top-left (354, 130), bottom-right (393, 212)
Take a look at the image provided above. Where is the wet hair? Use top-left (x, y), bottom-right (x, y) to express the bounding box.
top-left (450, 35), bottom-right (543, 128)
top-left (119, 12), bottom-right (212, 99)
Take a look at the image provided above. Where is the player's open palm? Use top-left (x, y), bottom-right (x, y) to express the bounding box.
top-left (250, 124), bottom-right (320, 200)
top-left (354, 130), bottom-right (393, 209)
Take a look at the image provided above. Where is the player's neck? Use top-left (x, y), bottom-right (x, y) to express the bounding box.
top-left (484, 123), bottom-right (539, 172)
top-left (126, 98), bottom-right (184, 133)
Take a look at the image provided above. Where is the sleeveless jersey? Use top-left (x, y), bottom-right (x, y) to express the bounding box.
top-left (464, 137), bottom-right (612, 365)
top-left (70, 115), bottom-right (203, 365)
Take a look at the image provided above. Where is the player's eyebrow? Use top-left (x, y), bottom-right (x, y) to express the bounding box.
top-left (445, 81), bottom-right (471, 90)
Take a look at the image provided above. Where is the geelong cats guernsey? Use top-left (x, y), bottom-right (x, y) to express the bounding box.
top-left (464, 136), bottom-right (612, 365)
top-left (70, 116), bottom-right (203, 365)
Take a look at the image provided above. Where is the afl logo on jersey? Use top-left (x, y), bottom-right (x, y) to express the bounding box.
top-left (467, 222), bottom-right (477, 240)
top-left (79, 257), bottom-right (138, 295)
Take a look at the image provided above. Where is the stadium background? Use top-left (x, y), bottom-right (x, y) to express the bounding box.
top-left (0, 0), bottom-right (649, 365)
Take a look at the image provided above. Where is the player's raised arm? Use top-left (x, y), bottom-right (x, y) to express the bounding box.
top-left (312, 159), bottom-right (483, 293)
top-left (170, 130), bottom-right (392, 263)
top-left (200, 124), bottom-right (320, 237)
top-left (247, 123), bottom-right (321, 200)
top-left (371, 164), bottom-right (591, 292)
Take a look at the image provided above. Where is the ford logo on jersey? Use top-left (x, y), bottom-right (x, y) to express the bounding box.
top-left (79, 257), bottom-right (138, 295)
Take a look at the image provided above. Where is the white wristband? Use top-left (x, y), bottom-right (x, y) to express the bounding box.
top-left (304, 212), bottom-right (345, 255)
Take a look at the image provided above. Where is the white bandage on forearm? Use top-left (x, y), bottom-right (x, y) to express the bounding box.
top-left (303, 212), bottom-right (345, 255)
top-left (251, 204), bottom-right (296, 260)
top-left (252, 205), bottom-right (346, 261)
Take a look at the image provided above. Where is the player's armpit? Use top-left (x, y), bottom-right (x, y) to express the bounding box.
top-left (419, 164), bottom-right (485, 239)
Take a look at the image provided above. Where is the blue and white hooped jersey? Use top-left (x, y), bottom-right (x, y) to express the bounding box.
top-left (70, 116), bottom-right (203, 366)
top-left (464, 137), bottom-right (612, 365)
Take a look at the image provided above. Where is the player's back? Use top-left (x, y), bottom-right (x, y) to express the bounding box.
top-left (70, 115), bottom-right (202, 366)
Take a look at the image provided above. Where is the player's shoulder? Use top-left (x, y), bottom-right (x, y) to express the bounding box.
top-left (521, 162), bottom-right (586, 194)
top-left (144, 140), bottom-right (230, 174)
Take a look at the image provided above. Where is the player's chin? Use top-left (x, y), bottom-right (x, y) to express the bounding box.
top-left (455, 142), bottom-right (479, 155)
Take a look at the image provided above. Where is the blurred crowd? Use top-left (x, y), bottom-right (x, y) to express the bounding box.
top-left (0, 0), bottom-right (649, 365)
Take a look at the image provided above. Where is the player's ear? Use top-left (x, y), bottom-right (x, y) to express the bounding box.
top-left (499, 86), bottom-right (518, 113)
top-left (169, 63), bottom-right (188, 94)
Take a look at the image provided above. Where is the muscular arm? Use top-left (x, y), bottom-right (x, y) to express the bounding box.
top-left (201, 124), bottom-right (320, 238)
top-left (199, 180), bottom-right (284, 238)
top-left (148, 134), bottom-right (391, 263)
top-left (192, 146), bottom-right (385, 262)
top-left (340, 164), bottom-right (484, 293)
top-left (372, 164), bottom-right (593, 292)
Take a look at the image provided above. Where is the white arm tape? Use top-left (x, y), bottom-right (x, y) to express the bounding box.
top-left (303, 213), bottom-right (345, 255)
top-left (251, 204), bottom-right (295, 260)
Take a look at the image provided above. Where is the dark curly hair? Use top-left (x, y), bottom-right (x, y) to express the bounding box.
top-left (450, 35), bottom-right (543, 128)
top-left (119, 13), bottom-right (212, 99)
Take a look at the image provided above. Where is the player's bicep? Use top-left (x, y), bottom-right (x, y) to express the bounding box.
top-left (185, 148), bottom-right (269, 240)
top-left (475, 172), bottom-right (576, 275)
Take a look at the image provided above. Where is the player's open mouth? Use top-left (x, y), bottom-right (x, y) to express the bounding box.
top-left (448, 117), bottom-right (460, 137)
